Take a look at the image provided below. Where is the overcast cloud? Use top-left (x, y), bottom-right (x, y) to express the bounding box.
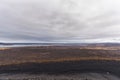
top-left (0, 0), bottom-right (120, 43)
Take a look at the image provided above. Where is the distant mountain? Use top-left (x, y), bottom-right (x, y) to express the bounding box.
top-left (0, 42), bottom-right (120, 47)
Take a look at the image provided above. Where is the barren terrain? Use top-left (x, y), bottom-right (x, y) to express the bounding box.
top-left (0, 46), bottom-right (120, 65)
top-left (0, 45), bottom-right (120, 79)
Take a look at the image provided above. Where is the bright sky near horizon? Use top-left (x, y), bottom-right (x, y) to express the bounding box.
top-left (0, 0), bottom-right (120, 43)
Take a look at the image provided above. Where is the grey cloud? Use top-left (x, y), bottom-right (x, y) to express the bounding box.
top-left (0, 0), bottom-right (120, 43)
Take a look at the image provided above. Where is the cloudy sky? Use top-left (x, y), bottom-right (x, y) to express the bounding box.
top-left (0, 0), bottom-right (120, 43)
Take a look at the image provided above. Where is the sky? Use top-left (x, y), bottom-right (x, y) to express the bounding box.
top-left (0, 0), bottom-right (120, 43)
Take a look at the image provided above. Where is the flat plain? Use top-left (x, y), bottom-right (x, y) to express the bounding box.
top-left (0, 46), bottom-right (120, 65)
top-left (0, 45), bottom-right (120, 79)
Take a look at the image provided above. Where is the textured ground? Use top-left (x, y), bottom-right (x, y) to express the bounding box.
top-left (0, 73), bottom-right (119, 80)
top-left (0, 46), bottom-right (120, 65)
top-left (0, 46), bottom-right (120, 79)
